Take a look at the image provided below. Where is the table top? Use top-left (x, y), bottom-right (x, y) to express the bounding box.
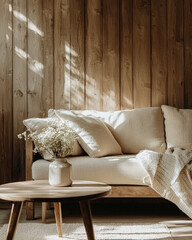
top-left (0, 180), bottom-right (111, 202)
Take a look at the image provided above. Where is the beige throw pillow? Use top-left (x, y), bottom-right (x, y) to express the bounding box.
top-left (96, 107), bottom-right (166, 153)
top-left (23, 118), bottom-right (84, 160)
top-left (48, 109), bottom-right (122, 157)
top-left (161, 105), bottom-right (192, 149)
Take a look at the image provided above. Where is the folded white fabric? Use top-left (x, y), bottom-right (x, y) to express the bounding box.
top-left (48, 109), bottom-right (122, 158)
top-left (137, 148), bottom-right (192, 219)
top-left (23, 117), bottom-right (84, 160)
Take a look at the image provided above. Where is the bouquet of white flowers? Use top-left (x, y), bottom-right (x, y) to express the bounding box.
top-left (18, 119), bottom-right (77, 158)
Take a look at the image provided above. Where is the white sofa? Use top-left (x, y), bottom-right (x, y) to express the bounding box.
top-left (24, 105), bottom-right (192, 219)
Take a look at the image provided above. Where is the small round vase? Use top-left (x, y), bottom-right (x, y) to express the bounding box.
top-left (49, 158), bottom-right (72, 187)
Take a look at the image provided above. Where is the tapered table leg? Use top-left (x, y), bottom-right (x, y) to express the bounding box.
top-left (26, 202), bottom-right (35, 220)
top-left (42, 202), bottom-right (48, 223)
top-left (54, 202), bottom-right (63, 237)
top-left (7, 202), bottom-right (23, 240)
top-left (79, 200), bottom-right (95, 240)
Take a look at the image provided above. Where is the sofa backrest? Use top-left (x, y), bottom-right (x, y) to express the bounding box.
top-left (49, 107), bottom-right (166, 154)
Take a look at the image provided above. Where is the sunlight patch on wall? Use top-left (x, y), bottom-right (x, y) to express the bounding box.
top-left (8, 23), bottom-right (12, 31)
top-left (28, 59), bottom-right (44, 78)
top-left (28, 21), bottom-right (44, 37)
top-left (15, 46), bottom-right (44, 78)
top-left (13, 10), bottom-right (26, 22)
top-left (65, 42), bottom-right (77, 57)
top-left (6, 34), bottom-right (9, 41)
top-left (15, 46), bottom-right (27, 59)
top-left (11, 8), bottom-right (44, 37)
top-left (65, 63), bottom-right (70, 71)
top-left (65, 53), bottom-right (70, 62)
top-left (123, 96), bottom-right (133, 107)
top-left (9, 3), bottom-right (12, 12)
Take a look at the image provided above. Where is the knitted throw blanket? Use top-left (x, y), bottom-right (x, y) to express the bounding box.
top-left (137, 148), bottom-right (192, 219)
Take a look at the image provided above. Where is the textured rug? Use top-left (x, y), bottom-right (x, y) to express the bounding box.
top-left (0, 222), bottom-right (173, 240)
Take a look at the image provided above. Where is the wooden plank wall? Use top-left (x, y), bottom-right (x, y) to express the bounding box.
top-left (0, 0), bottom-right (192, 184)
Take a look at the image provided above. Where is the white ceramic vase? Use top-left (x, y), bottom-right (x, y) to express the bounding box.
top-left (49, 158), bottom-right (72, 187)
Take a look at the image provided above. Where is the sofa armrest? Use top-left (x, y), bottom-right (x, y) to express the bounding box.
top-left (25, 130), bottom-right (33, 181)
top-left (25, 130), bottom-right (35, 220)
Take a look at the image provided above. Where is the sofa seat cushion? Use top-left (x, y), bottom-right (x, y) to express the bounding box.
top-left (32, 155), bottom-right (148, 185)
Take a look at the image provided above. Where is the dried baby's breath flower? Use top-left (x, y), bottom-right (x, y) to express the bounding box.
top-left (19, 119), bottom-right (77, 158)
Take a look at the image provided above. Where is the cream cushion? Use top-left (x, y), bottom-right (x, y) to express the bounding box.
top-left (32, 155), bottom-right (148, 185)
top-left (49, 107), bottom-right (166, 154)
top-left (23, 118), bottom-right (84, 160)
top-left (161, 105), bottom-right (192, 149)
top-left (49, 110), bottom-right (122, 158)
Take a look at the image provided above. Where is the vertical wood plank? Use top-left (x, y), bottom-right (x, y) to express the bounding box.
top-left (42, 0), bottom-right (54, 113)
top-left (184, 0), bottom-right (192, 109)
top-left (85, 0), bottom-right (103, 110)
top-left (70, 0), bottom-right (85, 110)
top-left (28, 0), bottom-right (43, 117)
top-left (167, 0), bottom-right (184, 108)
top-left (151, 0), bottom-right (167, 107)
top-left (28, 0), bottom-right (53, 118)
top-left (12, 0), bottom-right (27, 181)
top-left (120, 0), bottom-right (133, 109)
top-left (54, 0), bottom-right (71, 109)
top-left (103, 0), bottom-right (119, 111)
top-left (0, 0), bottom-right (13, 184)
top-left (133, 0), bottom-right (151, 108)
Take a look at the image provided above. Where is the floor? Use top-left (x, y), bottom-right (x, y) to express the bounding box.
top-left (0, 198), bottom-right (192, 239)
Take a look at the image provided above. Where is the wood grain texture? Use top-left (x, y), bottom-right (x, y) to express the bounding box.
top-left (103, 0), bottom-right (120, 111)
top-left (42, 202), bottom-right (47, 223)
top-left (54, 0), bottom-right (71, 109)
top-left (12, 0), bottom-right (27, 182)
top-left (41, 0), bottom-right (54, 114)
top-left (70, 0), bottom-right (85, 110)
top-left (85, 0), bottom-right (103, 110)
top-left (25, 134), bottom-right (35, 220)
top-left (54, 202), bottom-right (63, 237)
top-left (26, 202), bottom-right (35, 220)
top-left (120, 0), bottom-right (133, 109)
top-left (1, 0), bottom-right (192, 185)
top-left (133, 0), bottom-right (151, 108)
top-left (7, 202), bottom-right (23, 240)
top-left (27, 0), bottom-right (43, 118)
top-left (151, 0), bottom-right (167, 106)
top-left (184, 0), bottom-right (192, 108)
top-left (28, 0), bottom-right (53, 118)
top-left (109, 186), bottom-right (161, 198)
top-left (0, 0), bottom-right (13, 184)
top-left (25, 133), bottom-right (33, 181)
top-left (0, 180), bottom-right (111, 202)
top-left (167, 0), bottom-right (184, 108)
top-left (79, 200), bottom-right (95, 240)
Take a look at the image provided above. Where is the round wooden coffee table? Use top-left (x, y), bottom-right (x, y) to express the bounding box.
top-left (0, 180), bottom-right (111, 240)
